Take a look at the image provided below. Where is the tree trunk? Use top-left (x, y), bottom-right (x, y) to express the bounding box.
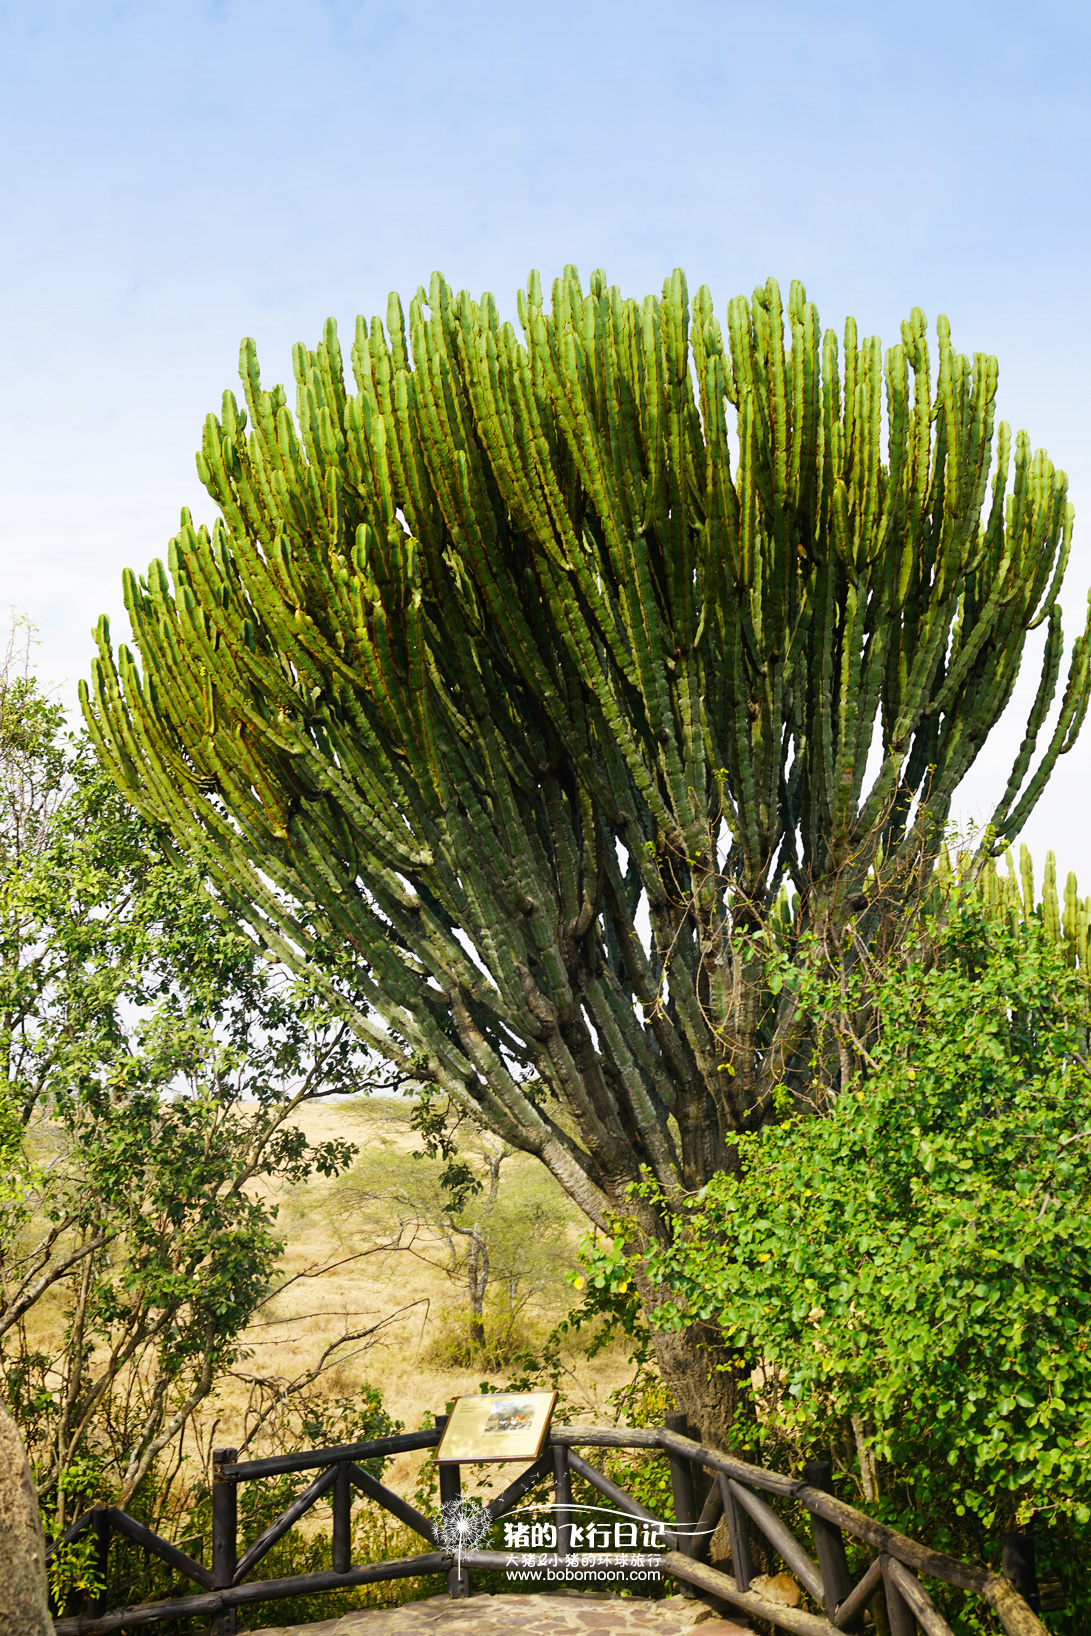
top-left (646, 1312), bottom-right (754, 1456)
top-left (0, 1405), bottom-right (54, 1636)
top-left (467, 1225), bottom-right (488, 1347)
top-left (644, 1319), bottom-right (780, 1581)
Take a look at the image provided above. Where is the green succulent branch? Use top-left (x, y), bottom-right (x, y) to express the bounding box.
top-left (82, 268), bottom-right (1089, 1277)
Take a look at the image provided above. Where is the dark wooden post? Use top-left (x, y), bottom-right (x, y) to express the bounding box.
top-left (90, 1502), bottom-right (110, 1615)
top-left (552, 1442), bottom-right (572, 1561)
top-left (1002, 1531), bottom-right (1041, 1614)
top-left (664, 1411), bottom-right (697, 1598)
top-left (332, 1460), bottom-right (352, 1574)
top-left (211, 1448), bottom-right (238, 1636)
top-left (686, 1477), bottom-right (724, 1565)
top-left (803, 1459), bottom-right (854, 1618)
top-left (880, 1555), bottom-right (916, 1636)
top-left (718, 1474), bottom-right (753, 1593)
top-left (435, 1414), bottom-right (470, 1599)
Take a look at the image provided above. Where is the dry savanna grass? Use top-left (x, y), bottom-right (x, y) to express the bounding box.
top-left (209, 1096), bottom-right (635, 1506)
top-left (14, 1087), bottom-right (641, 1634)
top-left (19, 1096), bottom-right (659, 1625)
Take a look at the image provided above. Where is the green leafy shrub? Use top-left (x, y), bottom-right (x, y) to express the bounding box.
top-left (422, 1306), bottom-right (545, 1373)
top-left (631, 907), bottom-right (1091, 1626)
top-left (0, 672), bottom-right (364, 1563)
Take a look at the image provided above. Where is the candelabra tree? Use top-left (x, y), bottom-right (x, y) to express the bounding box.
top-left (83, 269), bottom-right (1090, 1444)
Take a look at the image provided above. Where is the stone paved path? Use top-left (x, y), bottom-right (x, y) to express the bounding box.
top-left (248, 1592), bottom-right (748, 1636)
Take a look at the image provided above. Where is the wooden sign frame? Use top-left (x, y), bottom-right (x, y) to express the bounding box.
top-left (434, 1391), bottom-right (558, 1464)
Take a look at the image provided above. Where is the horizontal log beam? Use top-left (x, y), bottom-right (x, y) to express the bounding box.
top-left (52, 1551), bottom-right (454, 1634)
top-left (655, 1428), bottom-right (800, 1499)
top-left (793, 1479), bottom-right (987, 1595)
top-left (230, 1551), bottom-right (450, 1604)
top-left (550, 1427), bottom-right (660, 1450)
top-left (54, 1587), bottom-right (221, 1635)
top-left (220, 1426), bottom-right (438, 1480)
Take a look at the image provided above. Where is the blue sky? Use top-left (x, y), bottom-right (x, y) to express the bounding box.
top-left (2, 0), bottom-right (1089, 884)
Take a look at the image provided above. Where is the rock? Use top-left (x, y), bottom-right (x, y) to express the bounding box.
top-left (749, 1572), bottom-right (801, 1607)
top-left (0, 1404), bottom-right (53, 1635)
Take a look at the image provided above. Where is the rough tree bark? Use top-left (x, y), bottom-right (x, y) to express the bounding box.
top-left (0, 1405), bottom-right (54, 1636)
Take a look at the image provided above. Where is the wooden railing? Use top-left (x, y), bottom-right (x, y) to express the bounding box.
top-left (49, 1412), bottom-right (1047, 1636)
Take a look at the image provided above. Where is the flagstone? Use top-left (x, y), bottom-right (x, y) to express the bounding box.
top-left (246, 1591), bottom-right (748, 1636)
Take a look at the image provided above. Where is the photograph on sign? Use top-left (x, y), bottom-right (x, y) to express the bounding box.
top-left (434, 1390), bottom-right (557, 1463)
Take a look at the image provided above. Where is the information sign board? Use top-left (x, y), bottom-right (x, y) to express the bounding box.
top-left (434, 1390), bottom-right (558, 1464)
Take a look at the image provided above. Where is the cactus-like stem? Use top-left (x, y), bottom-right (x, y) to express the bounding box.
top-left (82, 269), bottom-right (1090, 1234)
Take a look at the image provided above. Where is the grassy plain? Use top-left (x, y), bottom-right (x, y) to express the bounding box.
top-left (182, 1097), bottom-right (646, 1627)
top-left (213, 1097), bottom-right (634, 1505)
top-left (28, 1096), bottom-right (645, 1624)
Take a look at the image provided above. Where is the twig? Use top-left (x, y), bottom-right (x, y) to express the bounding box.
top-left (254, 1238), bottom-right (415, 1310)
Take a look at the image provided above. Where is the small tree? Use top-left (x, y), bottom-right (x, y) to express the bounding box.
top-left (329, 1102), bottom-right (576, 1362)
top-left (0, 659), bottom-right (364, 1529)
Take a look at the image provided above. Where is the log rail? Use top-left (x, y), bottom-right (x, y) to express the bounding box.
top-left (48, 1419), bottom-right (1047, 1636)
